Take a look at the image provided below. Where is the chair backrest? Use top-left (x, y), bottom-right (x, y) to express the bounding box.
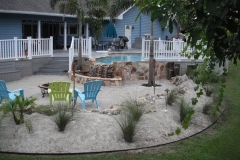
top-left (0, 80), bottom-right (9, 99)
top-left (49, 82), bottom-right (71, 101)
top-left (83, 80), bottom-right (103, 100)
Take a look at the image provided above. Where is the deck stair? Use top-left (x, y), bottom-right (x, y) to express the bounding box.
top-left (36, 57), bottom-right (69, 75)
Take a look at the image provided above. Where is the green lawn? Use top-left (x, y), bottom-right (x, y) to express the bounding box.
top-left (1, 62), bottom-right (240, 160)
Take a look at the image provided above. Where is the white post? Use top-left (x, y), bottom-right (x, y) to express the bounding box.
top-left (88, 37), bottom-right (92, 58)
top-left (69, 37), bottom-right (74, 71)
top-left (14, 37), bottom-right (18, 60)
top-left (142, 36), bottom-right (145, 60)
top-left (27, 36), bottom-right (32, 59)
top-left (64, 21), bottom-right (67, 50)
top-left (49, 36), bottom-right (53, 57)
top-left (86, 23), bottom-right (89, 38)
top-left (38, 20), bottom-right (41, 38)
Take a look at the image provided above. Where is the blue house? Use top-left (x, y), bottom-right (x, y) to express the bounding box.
top-left (0, 0), bottom-right (179, 50)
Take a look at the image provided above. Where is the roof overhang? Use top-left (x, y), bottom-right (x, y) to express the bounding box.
top-left (116, 7), bottom-right (132, 20)
top-left (0, 9), bottom-right (77, 18)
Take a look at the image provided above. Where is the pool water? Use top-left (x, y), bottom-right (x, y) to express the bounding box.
top-left (96, 54), bottom-right (141, 64)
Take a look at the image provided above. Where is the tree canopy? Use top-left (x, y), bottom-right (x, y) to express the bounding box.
top-left (136, 0), bottom-right (240, 65)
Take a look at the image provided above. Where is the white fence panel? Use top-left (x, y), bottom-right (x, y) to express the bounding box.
top-left (142, 37), bottom-right (196, 61)
top-left (0, 37), bottom-right (53, 61)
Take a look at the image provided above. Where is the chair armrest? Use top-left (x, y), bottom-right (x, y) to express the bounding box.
top-left (74, 88), bottom-right (83, 94)
top-left (9, 89), bottom-right (24, 98)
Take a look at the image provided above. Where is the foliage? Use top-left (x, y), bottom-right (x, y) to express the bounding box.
top-left (1, 62), bottom-right (240, 160)
top-left (135, 0), bottom-right (240, 65)
top-left (202, 102), bottom-right (213, 115)
top-left (121, 99), bottom-right (145, 122)
top-left (25, 120), bottom-right (33, 134)
top-left (53, 106), bottom-right (72, 132)
top-left (186, 65), bottom-right (195, 80)
top-left (116, 98), bottom-right (145, 142)
top-left (35, 105), bottom-right (57, 116)
top-left (179, 98), bottom-right (194, 129)
top-left (175, 127), bottom-right (181, 135)
top-left (167, 90), bottom-right (178, 105)
top-left (203, 85), bottom-right (214, 97)
top-left (0, 96), bottom-right (36, 125)
top-left (116, 114), bottom-right (136, 143)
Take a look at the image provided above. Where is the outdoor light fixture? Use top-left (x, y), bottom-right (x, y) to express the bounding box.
top-left (132, 26), bottom-right (135, 30)
top-left (165, 89), bottom-right (169, 112)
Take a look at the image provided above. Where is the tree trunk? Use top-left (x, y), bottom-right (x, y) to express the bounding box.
top-left (148, 21), bottom-right (154, 86)
top-left (12, 111), bottom-right (20, 125)
top-left (77, 21), bottom-right (83, 70)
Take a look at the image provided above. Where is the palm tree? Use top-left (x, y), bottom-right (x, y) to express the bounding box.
top-left (50, 0), bottom-right (108, 70)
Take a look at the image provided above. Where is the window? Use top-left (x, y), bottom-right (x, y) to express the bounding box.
top-left (59, 23), bottom-right (79, 36)
top-left (69, 24), bottom-right (78, 35)
top-left (22, 20), bottom-right (37, 38)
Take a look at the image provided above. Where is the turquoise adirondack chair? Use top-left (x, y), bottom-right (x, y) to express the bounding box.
top-left (74, 80), bottom-right (103, 109)
top-left (48, 82), bottom-right (72, 105)
top-left (0, 80), bottom-right (24, 104)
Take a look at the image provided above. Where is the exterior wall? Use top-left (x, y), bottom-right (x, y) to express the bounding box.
top-left (0, 14), bottom-right (22, 39)
top-left (98, 7), bottom-right (179, 47)
top-left (0, 13), bottom-right (78, 46)
top-left (161, 20), bottom-right (179, 40)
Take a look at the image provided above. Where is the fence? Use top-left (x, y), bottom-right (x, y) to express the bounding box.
top-left (0, 36), bottom-right (53, 61)
top-left (142, 37), bottom-right (196, 61)
top-left (69, 37), bottom-right (92, 71)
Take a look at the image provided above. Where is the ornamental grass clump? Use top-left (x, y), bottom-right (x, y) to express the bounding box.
top-left (167, 90), bottom-right (178, 105)
top-left (53, 106), bottom-right (72, 132)
top-left (122, 99), bottom-right (145, 122)
top-left (116, 98), bottom-right (146, 143)
top-left (203, 85), bottom-right (214, 97)
top-left (179, 98), bottom-right (194, 129)
top-left (203, 102), bottom-right (213, 115)
top-left (35, 105), bottom-right (58, 116)
top-left (116, 115), bottom-right (136, 143)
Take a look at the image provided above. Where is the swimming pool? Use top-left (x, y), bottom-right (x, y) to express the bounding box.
top-left (96, 54), bottom-right (142, 64)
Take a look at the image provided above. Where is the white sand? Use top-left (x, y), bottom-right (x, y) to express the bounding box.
top-left (0, 75), bottom-right (213, 153)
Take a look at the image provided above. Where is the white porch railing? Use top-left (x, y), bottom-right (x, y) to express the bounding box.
top-left (0, 36), bottom-right (53, 61)
top-left (142, 37), bottom-right (197, 61)
top-left (69, 37), bottom-right (92, 71)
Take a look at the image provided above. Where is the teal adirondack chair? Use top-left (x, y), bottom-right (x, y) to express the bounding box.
top-left (74, 80), bottom-right (103, 109)
top-left (48, 82), bottom-right (72, 105)
top-left (0, 80), bottom-right (24, 104)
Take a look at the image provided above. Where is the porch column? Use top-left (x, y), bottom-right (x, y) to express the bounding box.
top-left (37, 20), bottom-right (41, 38)
top-left (86, 23), bottom-right (89, 38)
top-left (64, 21), bottom-right (67, 50)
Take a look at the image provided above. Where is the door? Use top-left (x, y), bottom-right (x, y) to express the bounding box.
top-left (125, 25), bottom-right (132, 49)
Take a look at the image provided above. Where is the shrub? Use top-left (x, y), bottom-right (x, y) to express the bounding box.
top-left (35, 105), bottom-right (57, 116)
top-left (179, 98), bottom-right (194, 129)
top-left (186, 65), bottom-right (195, 79)
top-left (203, 102), bottom-right (213, 115)
top-left (167, 90), bottom-right (178, 105)
top-left (116, 115), bottom-right (136, 143)
top-left (204, 85), bottom-right (214, 97)
top-left (25, 120), bottom-right (33, 133)
top-left (122, 99), bottom-right (145, 122)
top-left (53, 106), bottom-right (72, 132)
top-left (0, 96), bottom-right (36, 125)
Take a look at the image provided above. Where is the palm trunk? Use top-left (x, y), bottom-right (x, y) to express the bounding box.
top-left (148, 21), bottom-right (154, 86)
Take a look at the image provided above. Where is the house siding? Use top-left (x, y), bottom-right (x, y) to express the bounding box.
top-left (0, 13), bottom-right (79, 45)
top-left (0, 14), bottom-right (22, 39)
top-left (99, 7), bottom-right (178, 46)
